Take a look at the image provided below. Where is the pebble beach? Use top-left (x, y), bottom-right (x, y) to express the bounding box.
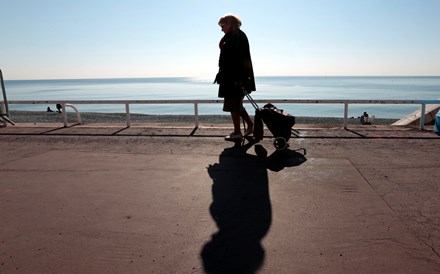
top-left (8, 110), bottom-right (398, 125)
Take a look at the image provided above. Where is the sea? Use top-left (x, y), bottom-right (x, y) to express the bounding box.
top-left (3, 76), bottom-right (440, 119)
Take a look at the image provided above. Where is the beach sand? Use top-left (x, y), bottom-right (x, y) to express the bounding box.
top-left (8, 110), bottom-right (398, 125)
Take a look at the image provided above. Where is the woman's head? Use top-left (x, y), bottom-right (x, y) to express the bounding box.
top-left (218, 13), bottom-right (242, 33)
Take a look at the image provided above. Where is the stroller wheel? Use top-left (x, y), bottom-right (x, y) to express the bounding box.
top-left (273, 137), bottom-right (288, 150)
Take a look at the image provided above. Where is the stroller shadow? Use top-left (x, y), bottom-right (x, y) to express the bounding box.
top-left (264, 147), bottom-right (307, 172)
top-left (201, 141), bottom-right (306, 273)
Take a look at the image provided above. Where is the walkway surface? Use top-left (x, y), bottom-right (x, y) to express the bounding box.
top-left (1, 122), bottom-right (439, 273)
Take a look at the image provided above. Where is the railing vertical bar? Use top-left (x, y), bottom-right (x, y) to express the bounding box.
top-left (194, 103), bottom-right (199, 128)
top-left (420, 103), bottom-right (426, 130)
top-left (125, 103), bottom-right (131, 128)
top-left (0, 69), bottom-right (9, 117)
top-left (62, 103), bottom-right (68, 127)
top-left (344, 102), bottom-right (348, 129)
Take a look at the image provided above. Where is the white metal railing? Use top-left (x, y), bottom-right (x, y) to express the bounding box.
top-left (0, 69), bottom-right (9, 117)
top-left (4, 99), bottom-right (440, 130)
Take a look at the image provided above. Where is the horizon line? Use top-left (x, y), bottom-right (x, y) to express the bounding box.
top-left (5, 75), bottom-right (440, 81)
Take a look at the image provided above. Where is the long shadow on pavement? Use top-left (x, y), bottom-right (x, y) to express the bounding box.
top-left (201, 141), bottom-right (307, 273)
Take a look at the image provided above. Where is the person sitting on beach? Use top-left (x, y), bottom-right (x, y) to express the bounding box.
top-left (56, 104), bottom-right (62, 113)
top-left (361, 112), bottom-right (371, 125)
top-left (47, 107), bottom-right (54, 112)
top-left (214, 13), bottom-right (255, 140)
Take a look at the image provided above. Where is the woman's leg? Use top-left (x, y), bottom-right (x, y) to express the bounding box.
top-left (231, 111), bottom-right (242, 135)
top-left (240, 109), bottom-right (253, 129)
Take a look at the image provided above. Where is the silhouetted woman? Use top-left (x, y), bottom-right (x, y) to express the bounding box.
top-left (214, 13), bottom-right (256, 140)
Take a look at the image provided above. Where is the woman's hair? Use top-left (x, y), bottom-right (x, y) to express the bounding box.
top-left (218, 13), bottom-right (242, 29)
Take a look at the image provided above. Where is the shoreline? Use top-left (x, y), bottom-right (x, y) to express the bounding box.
top-left (8, 110), bottom-right (398, 125)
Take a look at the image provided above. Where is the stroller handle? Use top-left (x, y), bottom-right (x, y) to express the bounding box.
top-left (242, 87), bottom-right (259, 110)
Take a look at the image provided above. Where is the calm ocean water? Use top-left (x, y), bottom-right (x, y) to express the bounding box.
top-left (4, 76), bottom-right (440, 118)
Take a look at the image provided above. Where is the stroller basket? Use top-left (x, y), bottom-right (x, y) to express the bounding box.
top-left (254, 104), bottom-right (295, 150)
top-left (242, 88), bottom-right (296, 150)
top-left (255, 104), bottom-right (295, 140)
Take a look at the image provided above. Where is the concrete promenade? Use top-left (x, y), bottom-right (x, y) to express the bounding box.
top-left (1, 122), bottom-right (439, 273)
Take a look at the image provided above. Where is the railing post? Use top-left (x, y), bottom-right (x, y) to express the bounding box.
top-left (62, 103), bottom-right (68, 127)
top-left (125, 103), bottom-right (131, 128)
top-left (194, 103), bottom-right (199, 128)
top-left (420, 103), bottom-right (426, 130)
top-left (0, 69), bottom-right (10, 117)
top-left (344, 102), bottom-right (348, 129)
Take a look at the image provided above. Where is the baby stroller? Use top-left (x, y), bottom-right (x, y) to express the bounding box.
top-left (242, 88), bottom-right (297, 150)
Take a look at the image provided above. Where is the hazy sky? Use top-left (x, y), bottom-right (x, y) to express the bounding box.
top-left (1, 0), bottom-right (439, 80)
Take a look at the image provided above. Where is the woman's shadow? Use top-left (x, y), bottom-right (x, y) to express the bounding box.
top-left (201, 141), bottom-right (306, 273)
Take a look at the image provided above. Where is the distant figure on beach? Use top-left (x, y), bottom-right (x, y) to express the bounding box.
top-left (361, 111), bottom-right (371, 125)
top-left (56, 104), bottom-right (62, 113)
top-left (214, 13), bottom-right (255, 140)
top-left (46, 107), bottom-right (54, 112)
